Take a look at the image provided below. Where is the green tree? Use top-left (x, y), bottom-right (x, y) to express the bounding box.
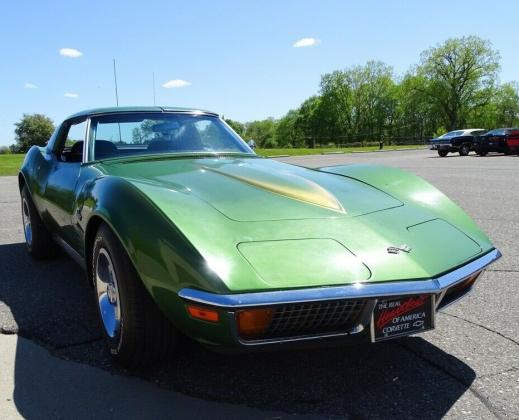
top-left (416, 36), bottom-right (500, 130)
top-left (317, 61), bottom-right (396, 144)
top-left (224, 118), bottom-right (245, 137)
top-left (494, 82), bottom-right (519, 127)
top-left (13, 114), bottom-right (55, 152)
top-left (468, 82), bottom-right (519, 129)
top-left (275, 109), bottom-right (304, 147)
top-left (319, 70), bottom-right (352, 142)
top-left (243, 118), bottom-right (277, 148)
top-left (295, 96), bottom-right (323, 147)
top-left (395, 74), bottom-right (440, 140)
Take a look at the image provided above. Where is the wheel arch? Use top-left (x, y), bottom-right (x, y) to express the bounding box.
top-left (84, 214), bottom-right (106, 287)
top-left (81, 176), bottom-right (226, 298)
top-left (18, 172), bottom-right (27, 193)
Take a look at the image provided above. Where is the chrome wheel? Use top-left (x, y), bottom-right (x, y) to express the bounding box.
top-left (22, 198), bottom-right (32, 246)
top-left (96, 248), bottom-right (121, 338)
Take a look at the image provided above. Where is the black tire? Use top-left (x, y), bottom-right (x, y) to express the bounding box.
top-left (92, 224), bottom-right (177, 368)
top-left (459, 143), bottom-right (470, 156)
top-left (21, 186), bottom-right (59, 259)
top-left (437, 150), bottom-right (448, 157)
top-left (477, 150), bottom-right (488, 157)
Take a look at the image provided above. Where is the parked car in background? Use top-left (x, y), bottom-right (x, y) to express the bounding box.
top-left (19, 107), bottom-right (500, 367)
top-left (474, 128), bottom-right (519, 156)
top-left (430, 129), bottom-right (487, 157)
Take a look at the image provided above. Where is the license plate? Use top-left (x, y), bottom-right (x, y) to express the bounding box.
top-left (371, 294), bottom-right (435, 342)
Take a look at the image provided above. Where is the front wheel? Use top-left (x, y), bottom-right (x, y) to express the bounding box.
top-left (437, 150), bottom-right (448, 157)
top-left (459, 144), bottom-right (471, 156)
top-left (92, 224), bottom-right (177, 368)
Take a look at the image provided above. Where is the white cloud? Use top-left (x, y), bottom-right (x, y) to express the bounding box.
top-left (59, 48), bottom-right (83, 58)
top-left (293, 37), bottom-right (320, 48)
top-left (24, 82), bottom-right (38, 89)
top-left (162, 79), bottom-right (191, 88)
top-left (64, 92), bottom-right (79, 98)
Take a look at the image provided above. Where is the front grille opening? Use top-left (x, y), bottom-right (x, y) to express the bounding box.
top-left (237, 299), bottom-right (366, 341)
top-left (438, 272), bottom-right (481, 309)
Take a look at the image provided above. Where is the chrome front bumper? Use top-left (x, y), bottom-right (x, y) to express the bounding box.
top-left (179, 249), bottom-right (501, 346)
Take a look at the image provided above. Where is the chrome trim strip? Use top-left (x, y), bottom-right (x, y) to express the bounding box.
top-left (82, 118), bottom-right (91, 164)
top-left (236, 328), bottom-right (358, 346)
top-left (53, 235), bottom-right (86, 269)
top-left (178, 249), bottom-right (501, 309)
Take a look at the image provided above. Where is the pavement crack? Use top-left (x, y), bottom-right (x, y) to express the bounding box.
top-left (479, 367), bottom-right (519, 379)
top-left (486, 269), bottom-right (519, 273)
top-left (396, 341), bottom-right (505, 419)
top-left (442, 312), bottom-right (519, 346)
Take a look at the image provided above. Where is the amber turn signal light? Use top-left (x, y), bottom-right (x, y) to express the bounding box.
top-left (187, 305), bottom-right (220, 323)
top-left (236, 308), bottom-right (274, 339)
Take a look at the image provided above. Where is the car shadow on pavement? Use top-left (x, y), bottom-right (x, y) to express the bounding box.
top-left (0, 242), bottom-right (476, 418)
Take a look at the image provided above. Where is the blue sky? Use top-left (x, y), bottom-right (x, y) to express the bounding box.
top-left (1, 0), bottom-right (518, 146)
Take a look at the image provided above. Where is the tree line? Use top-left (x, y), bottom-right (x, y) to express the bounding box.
top-left (225, 36), bottom-right (519, 148)
top-left (5, 35), bottom-right (519, 154)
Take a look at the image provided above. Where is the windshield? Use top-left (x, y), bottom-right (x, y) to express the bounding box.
top-left (439, 130), bottom-right (464, 138)
top-left (487, 129), bottom-right (507, 136)
top-left (88, 112), bottom-right (253, 161)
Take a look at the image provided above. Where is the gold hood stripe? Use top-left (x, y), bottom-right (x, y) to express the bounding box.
top-left (205, 167), bottom-right (345, 213)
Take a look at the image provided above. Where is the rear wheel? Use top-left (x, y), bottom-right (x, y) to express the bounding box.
top-left (459, 143), bottom-right (470, 156)
top-left (437, 150), bottom-right (448, 157)
top-left (20, 186), bottom-right (59, 259)
top-left (92, 224), bottom-right (177, 368)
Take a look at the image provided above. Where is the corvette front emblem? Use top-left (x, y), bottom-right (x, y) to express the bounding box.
top-left (387, 244), bottom-right (412, 254)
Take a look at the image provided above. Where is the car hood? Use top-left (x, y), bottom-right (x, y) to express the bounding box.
top-left (96, 156), bottom-right (488, 292)
top-left (100, 156), bottom-right (403, 221)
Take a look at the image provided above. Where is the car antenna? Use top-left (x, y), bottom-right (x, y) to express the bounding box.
top-left (113, 58), bottom-right (122, 143)
top-left (152, 72), bottom-right (156, 106)
top-left (113, 58), bottom-right (119, 106)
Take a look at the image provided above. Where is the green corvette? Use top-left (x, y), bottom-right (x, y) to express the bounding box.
top-left (19, 107), bottom-right (501, 367)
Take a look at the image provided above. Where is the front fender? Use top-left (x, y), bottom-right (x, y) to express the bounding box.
top-left (318, 164), bottom-right (492, 249)
top-left (19, 146), bottom-right (48, 204)
top-left (80, 176), bottom-right (230, 314)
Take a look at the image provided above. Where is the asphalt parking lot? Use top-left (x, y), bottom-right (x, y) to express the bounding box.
top-left (0, 149), bottom-right (518, 419)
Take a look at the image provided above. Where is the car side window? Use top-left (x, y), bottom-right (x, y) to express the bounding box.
top-left (56, 120), bottom-right (87, 163)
